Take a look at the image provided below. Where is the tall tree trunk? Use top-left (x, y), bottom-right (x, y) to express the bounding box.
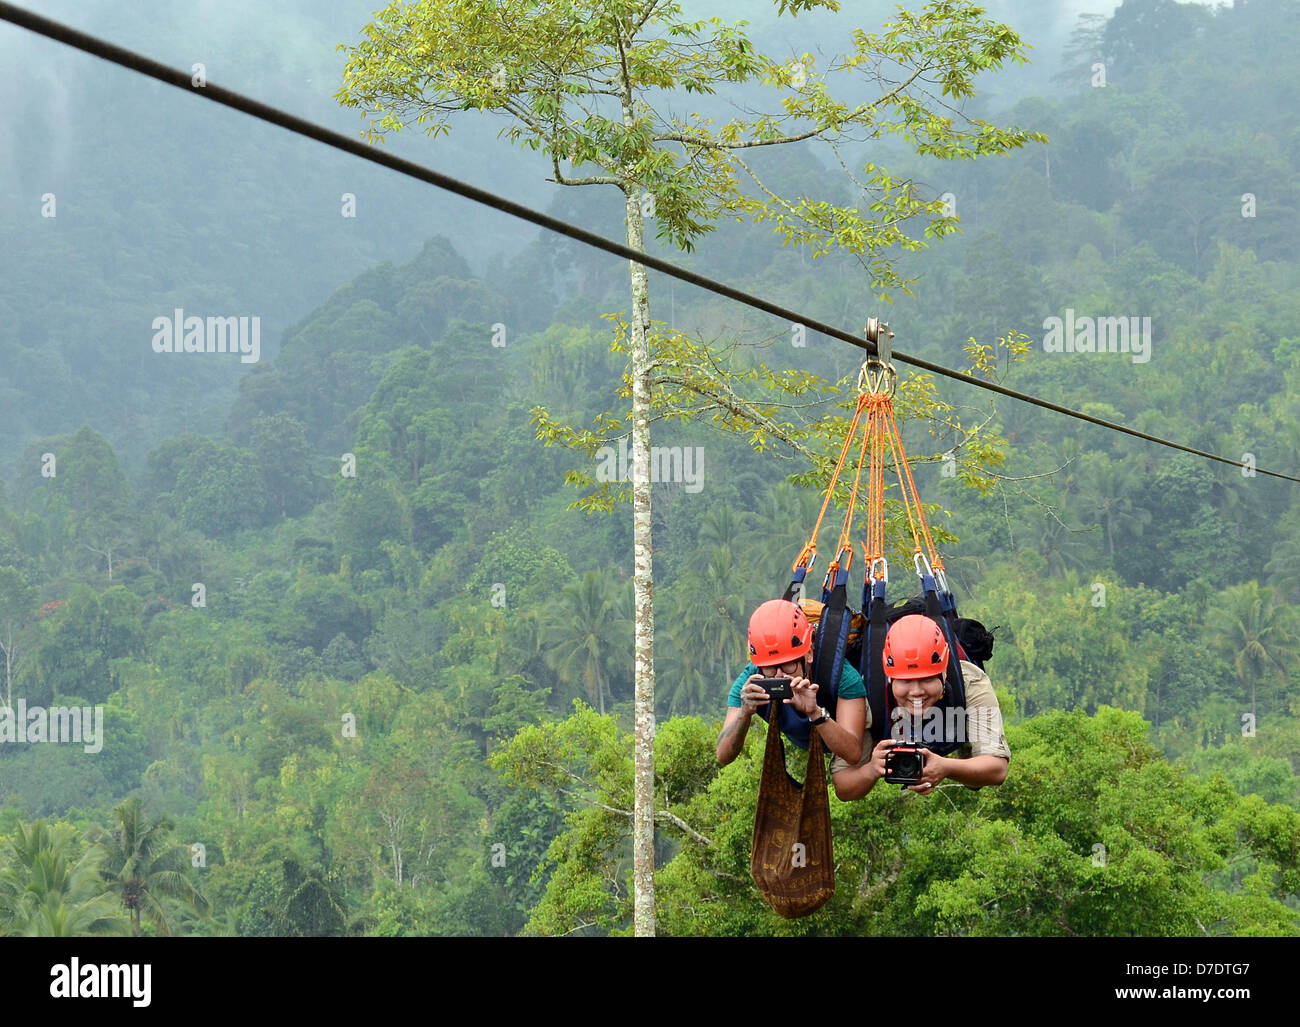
top-left (614, 126), bottom-right (657, 934)
top-left (2, 627), bottom-right (12, 711)
top-left (623, 183), bottom-right (656, 937)
top-left (610, 14), bottom-right (656, 936)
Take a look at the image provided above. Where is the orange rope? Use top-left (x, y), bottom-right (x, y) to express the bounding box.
top-left (858, 377), bottom-right (943, 578)
top-left (835, 404), bottom-right (876, 557)
top-left (793, 391), bottom-right (869, 572)
top-left (883, 403), bottom-right (942, 568)
top-left (793, 361), bottom-right (948, 586)
top-left (864, 396), bottom-right (888, 573)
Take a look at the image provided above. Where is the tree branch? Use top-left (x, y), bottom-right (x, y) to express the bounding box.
top-left (658, 808), bottom-right (712, 847)
top-left (552, 785), bottom-right (713, 846)
top-left (651, 127), bottom-right (825, 149)
top-left (653, 372), bottom-right (819, 462)
top-left (632, 0), bottom-right (673, 36)
top-left (551, 148), bottom-right (623, 186)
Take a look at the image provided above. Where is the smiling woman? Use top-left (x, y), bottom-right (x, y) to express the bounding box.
top-left (831, 614), bottom-right (1011, 801)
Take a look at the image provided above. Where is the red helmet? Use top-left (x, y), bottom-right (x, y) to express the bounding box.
top-left (883, 614), bottom-right (949, 679)
top-left (748, 599), bottom-right (813, 666)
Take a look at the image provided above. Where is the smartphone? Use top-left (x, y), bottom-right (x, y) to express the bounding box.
top-left (754, 677), bottom-right (793, 700)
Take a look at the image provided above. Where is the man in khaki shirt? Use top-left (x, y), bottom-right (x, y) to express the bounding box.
top-left (831, 616), bottom-right (1010, 801)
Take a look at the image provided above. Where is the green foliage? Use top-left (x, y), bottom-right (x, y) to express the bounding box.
top-left (337, 0), bottom-right (1041, 540)
top-left (491, 705), bottom-right (728, 935)
top-left (44, 426), bottom-right (129, 524)
top-left (321, 633), bottom-right (366, 681)
top-left (659, 707), bottom-right (1300, 936)
top-left (278, 572), bottom-right (367, 652)
top-left (970, 562), bottom-right (1155, 718)
top-left (539, 570), bottom-right (631, 714)
top-left (1128, 456), bottom-right (1245, 592)
top-left (461, 525), bottom-right (576, 610)
top-left (0, 820), bottom-right (128, 937)
top-left (1181, 744), bottom-right (1300, 810)
top-left (347, 330), bottom-right (505, 553)
top-left (334, 477), bottom-right (411, 573)
top-left (175, 441), bottom-right (271, 539)
top-left (17, 584), bottom-right (142, 705)
top-left (91, 797), bottom-right (210, 936)
top-left (483, 700), bottom-right (1300, 936)
top-left (250, 414), bottom-right (319, 520)
top-left (1208, 581), bottom-right (1299, 721)
top-left (238, 855), bottom-right (349, 937)
top-left (0, 564), bottom-right (36, 705)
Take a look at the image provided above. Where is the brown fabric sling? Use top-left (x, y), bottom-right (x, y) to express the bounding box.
top-left (750, 716), bottom-right (835, 919)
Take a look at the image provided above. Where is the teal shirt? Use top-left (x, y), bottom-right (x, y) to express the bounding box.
top-left (726, 660), bottom-right (866, 707)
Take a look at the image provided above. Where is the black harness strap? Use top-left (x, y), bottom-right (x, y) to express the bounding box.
top-left (813, 566), bottom-right (851, 712)
top-left (861, 577), bottom-right (890, 749)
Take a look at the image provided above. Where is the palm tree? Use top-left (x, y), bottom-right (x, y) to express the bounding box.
top-left (750, 483), bottom-right (827, 588)
top-left (1076, 453), bottom-right (1151, 562)
top-left (506, 605), bottom-right (552, 693)
top-left (543, 571), bottom-right (627, 715)
top-left (1209, 582), bottom-right (1299, 722)
top-left (1019, 509), bottom-right (1094, 578)
top-left (91, 798), bottom-right (210, 936)
top-left (656, 544), bottom-right (748, 716)
top-left (0, 821), bottom-right (127, 937)
top-left (661, 642), bottom-right (713, 718)
top-left (669, 545), bottom-right (748, 683)
top-left (699, 506), bottom-right (749, 553)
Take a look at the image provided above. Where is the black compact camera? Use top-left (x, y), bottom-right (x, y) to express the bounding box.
top-left (884, 743), bottom-right (926, 785)
top-left (754, 677), bottom-right (792, 700)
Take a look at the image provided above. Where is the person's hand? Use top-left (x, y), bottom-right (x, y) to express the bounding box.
top-left (738, 675), bottom-right (772, 713)
top-left (867, 737), bottom-right (897, 779)
top-left (786, 675), bottom-right (819, 717)
top-left (905, 748), bottom-right (948, 795)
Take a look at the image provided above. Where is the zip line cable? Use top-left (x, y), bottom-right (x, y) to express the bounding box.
top-left (2, 1), bottom-right (1296, 485)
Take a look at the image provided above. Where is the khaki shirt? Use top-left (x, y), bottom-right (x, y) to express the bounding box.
top-left (829, 660), bottom-right (1011, 775)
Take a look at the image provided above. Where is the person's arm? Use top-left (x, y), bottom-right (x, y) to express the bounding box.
top-left (935, 664), bottom-right (1009, 789)
top-left (786, 678), bottom-right (863, 765)
top-left (832, 736), bottom-right (894, 801)
top-left (717, 677), bottom-right (769, 765)
top-left (926, 753), bottom-right (1008, 789)
top-left (716, 706), bottom-right (752, 766)
top-left (813, 696), bottom-right (864, 766)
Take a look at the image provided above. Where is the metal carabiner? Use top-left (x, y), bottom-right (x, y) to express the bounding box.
top-left (835, 546), bottom-right (853, 576)
top-left (857, 359), bottom-right (897, 397)
top-left (870, 556), bottom-right (889, 584)
top-left (913, 551), bottom-right (933, 579)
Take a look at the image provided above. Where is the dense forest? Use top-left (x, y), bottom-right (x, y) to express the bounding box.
top-left (1, 0), bottom-right (1299, 936)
